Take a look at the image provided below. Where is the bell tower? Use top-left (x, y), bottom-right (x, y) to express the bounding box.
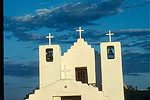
top-left (100, 30), bottom-right (124, 100)
top-left (39, 33), bottom-right (61, 88)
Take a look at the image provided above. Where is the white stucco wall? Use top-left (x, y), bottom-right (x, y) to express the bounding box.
top-left (39, 45), bottom-right (61, 88)
top-left (100, 42), bottom-right (125, 100)
top-left (61, 39), bottom-right (96, 83)
top-left (26, 80), bottom-right (109, 100)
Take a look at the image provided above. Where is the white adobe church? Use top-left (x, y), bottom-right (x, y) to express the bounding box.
top-left (25, 27), bottom-right (125, 100)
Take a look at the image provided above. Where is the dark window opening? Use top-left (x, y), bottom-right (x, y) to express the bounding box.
top-left (107, 46), bottom-right (115, 59)
top-left (75, 67), bottom-right (88, 83)
top-left (46, 49), bottom-right (53, 62)
top-left (61, 96), bottom-right (81, 100)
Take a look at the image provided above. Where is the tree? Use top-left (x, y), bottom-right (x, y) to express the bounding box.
top-left (127, 85), bottom-right (135, 91)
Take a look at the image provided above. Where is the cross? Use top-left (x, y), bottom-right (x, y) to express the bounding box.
top-left (76, 26), bottom-right (84, 39)
top-left (106, 30), bottom-right (114, 42)
top-left (61, 65), bottom-right (71, 79)
top-left (46, 33), bottom-right (54, 45)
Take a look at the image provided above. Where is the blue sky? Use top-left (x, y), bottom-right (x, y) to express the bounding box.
top-left (4, 0), bottom-right (150, 100)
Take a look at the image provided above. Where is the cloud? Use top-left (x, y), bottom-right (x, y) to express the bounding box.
top-left (122, 51), bottom-right (150, 75)
top-left (4, 21), bottom-right (45, 42)
top-left (83, 29), bottom-right (150, 41)
top-left (82, 29), bottom-right (150, 43)
top-left (4, 1), bottom-right (149, 44)
top-left (112, 29), bottom-right (150, 51)
top-left (21, 86), bottom-right (35, 89)
top-left (37, 2), bottom-right (49, 6)
top-left (122, 41), bottom-right (150, 49)
top-left (85, 29), bottom-right (150, 75)
top-left (4, 1), bottom-right (125, 32)
top-left (4, 57), bottom-right (10, 60)
top-left (24, 46), bottom-right (32, 49)
top-left (125, 0), bottom-right (150, 9)
top-left (82, 29), bottom-right (104, 39)
top-left (5, 35), bottom-right (12, 39)
top-left (113, 29), bottom-right (150, 42)
top-left (58, 40), bottom-right (76, 44)
top-left (4, 56), bottom-right (27, 60)
top-left (126, 73), bottom-right (139, 76)
top-left (115, 29), bottom-right (150, 36)
top-left (139, 41), bottom-right (150, 51)
top-left (4, 61), bottom-right (39, 78)
top-left (14, 32), bottom-right (45, 42)
top-left (4, 1), bottom-right (127, 43)
top-left (4, 82), bottom-right (8, 85)
top-left (32, 47), bottom-right (39, 51)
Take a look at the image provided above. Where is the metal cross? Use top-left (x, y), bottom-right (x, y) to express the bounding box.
top-left (61, 65), bottom-right (71, 79)
top-left (46, 33), bottom-right (54, 45)
top-left (76, 26), bottom-right (84, 39)
top-left (106, 30), bottom-right (114, 42)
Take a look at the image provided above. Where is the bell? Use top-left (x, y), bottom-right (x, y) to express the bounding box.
top-left (46, 53), bottom-right (53, 62)
top-left (108, 49), bottom-right (114, 55)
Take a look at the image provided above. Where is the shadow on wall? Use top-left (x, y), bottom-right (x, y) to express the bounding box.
top-left (95, 51), bottom-right (102, 90)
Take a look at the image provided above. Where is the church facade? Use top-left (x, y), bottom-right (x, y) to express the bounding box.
top-left (25, 27), bottom-right (125, 100)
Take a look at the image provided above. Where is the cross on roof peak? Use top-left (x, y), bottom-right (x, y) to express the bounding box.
top-left (106, 30), bottom-right (114, 42)
top-left (76, 26), bottom-right (84, 39)
top-left (46, 33), bottom-right (54, 45)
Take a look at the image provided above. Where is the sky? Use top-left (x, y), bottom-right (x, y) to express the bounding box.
top-left (4, 0), bottom-right (150, 100)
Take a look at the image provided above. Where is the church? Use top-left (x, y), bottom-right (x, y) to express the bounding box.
top-left (25, 27), bottom-right (125, 100)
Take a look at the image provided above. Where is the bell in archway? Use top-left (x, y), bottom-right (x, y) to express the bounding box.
top-left (108, 48), bottom-right (114, 55)
top-left (46, 52), bottom-right (53, 62)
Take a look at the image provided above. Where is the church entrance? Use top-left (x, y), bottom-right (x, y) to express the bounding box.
top-left (75, 67), bottom-right (88, 83)
top-left (61, 96), bottom-right (81, 100)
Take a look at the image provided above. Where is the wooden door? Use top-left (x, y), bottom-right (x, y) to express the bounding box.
top-left (61, 96), bottom-right (81, 100)
top-left (75, 67), bottom-right (88, 83)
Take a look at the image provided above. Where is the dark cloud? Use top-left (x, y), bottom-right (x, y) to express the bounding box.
top-left (53, 33), bottom-right (73, 43)
top-left (82, 29), bottom-right (104, 39)
top-left (4, 24), bottom-right (46, 43)
top-left (37, 2), bottom-right (49, 6)
top-left (4, 82), bottom-right (8, 85)
top-left (125, 73), bottom-right (140, 76)
top-left (84, 29), bottom-right (150, 75)
top-left (32, 47), bottom-right (39, 51)
top-left (122, 41), bottom-right (150, 48)
top-left (81, 29), bottom-right (150, 42)
top-left (115, 29), bottom-right (150, 37)
top-left (14, 32), bottom-right (45, 42)
top-left (21, 86), bottom-right (35, 89)
top-left (24, 46), bottom-right (32, 49)
top-left (5, 35), bottom-right (12, 39)
top-left (4, 56), bottom-right (27, 60)
top-left (114, 36), bottom-right (128, 41)
top-left (4, 61), bottom-right (39, 77)
top-left (82, 29), bottom-right (150, 44)
top-left (139, 41), bottom-right (150, 51)
top-left (112, 29), bottom-right (150, 52)
top-left (59, 40), bottom-right (76, 44)
top-left (20, 57), bottom-right (26, 60)
top-left (122, 51), bottom-right (150, 75)
top-left (109, 29), bottom-right (150, 42)
top-left (4, 57), bottom-right (10, 60)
